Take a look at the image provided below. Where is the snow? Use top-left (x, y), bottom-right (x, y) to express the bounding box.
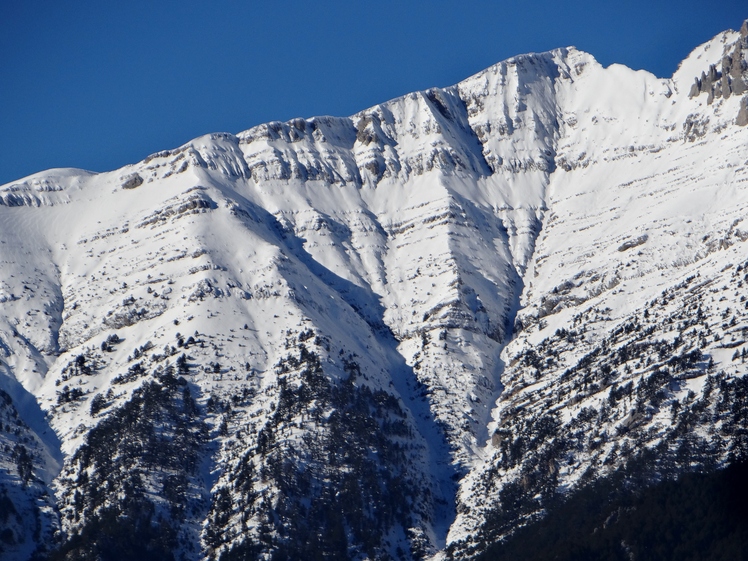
top-left (0, 21), bottom-right (747, 560)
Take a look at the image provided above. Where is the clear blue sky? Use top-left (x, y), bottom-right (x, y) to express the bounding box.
top-left (1, 1), bottom-right (744, 185)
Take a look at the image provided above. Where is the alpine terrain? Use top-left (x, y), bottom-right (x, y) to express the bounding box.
top-left (1, 20), bottom-right (748, 561)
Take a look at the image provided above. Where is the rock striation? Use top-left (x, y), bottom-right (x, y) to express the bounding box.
top-left (0, 20), bottom-right (747, 561)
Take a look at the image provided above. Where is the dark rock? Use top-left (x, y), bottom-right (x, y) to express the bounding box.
top-left (737, 96), bottom-right (748, 127)
top-left (708, 64), bottom-right (719, 83)
top-left (121, 173), bottom-right (143, 190)
top-left (700, 71), bottom-right (710, 93)
top-left (618, 234), bottom-right (648, 252)
top-left (355, 114), bottom-right (382, 145)
top-left (689, 80), bottom-right (701, 98)
top-left (729, 48), bottom-right (747, 95)
top-left (721, 69), bottom-right (731, 99)
top-left (734, 78), bottom-right (748, 96)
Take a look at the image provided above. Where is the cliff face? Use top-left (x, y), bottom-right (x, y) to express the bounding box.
top-left (0, 22), bottom-right (746, 561)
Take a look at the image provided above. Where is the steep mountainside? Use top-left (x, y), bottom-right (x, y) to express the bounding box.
top-left (0, 20), bottom-right (746, 561)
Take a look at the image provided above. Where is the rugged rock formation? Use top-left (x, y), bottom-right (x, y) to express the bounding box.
top-left (0, 19), bottom-right (746, 561)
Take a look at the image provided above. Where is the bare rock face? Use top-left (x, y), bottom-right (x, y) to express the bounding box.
top-left (688, 24), bottom-right (747, 127)
top-left (121, 173), bottom-right (143, 189)
top-left (688, 80), bottom-right (701, 98)
top-left (738, 96), bottom-right (748, 126)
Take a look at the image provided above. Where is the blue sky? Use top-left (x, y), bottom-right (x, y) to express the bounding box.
top-left (1, 1), bottom-right (744, 185)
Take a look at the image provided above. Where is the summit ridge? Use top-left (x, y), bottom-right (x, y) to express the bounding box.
top-left (0, 21), bottom-right (747, 560)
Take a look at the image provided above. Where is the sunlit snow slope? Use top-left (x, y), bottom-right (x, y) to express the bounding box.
top-left (0, 21), bottom-right (746, 561)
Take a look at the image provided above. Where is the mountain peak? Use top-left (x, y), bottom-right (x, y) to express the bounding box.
top-left (1, 23), bottom-right (747, 560)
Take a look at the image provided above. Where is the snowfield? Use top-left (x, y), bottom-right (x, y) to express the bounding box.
top-left (0, 21), bottom-right (746, 561)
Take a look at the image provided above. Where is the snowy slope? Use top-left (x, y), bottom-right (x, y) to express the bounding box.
top-left (449, 25), bottom-right (748, 555)
top-left (0, 20), bottom-right (746, 561)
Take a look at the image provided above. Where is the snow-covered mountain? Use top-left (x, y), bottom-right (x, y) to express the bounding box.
top-left (0, 20), bottom-right (747, 561)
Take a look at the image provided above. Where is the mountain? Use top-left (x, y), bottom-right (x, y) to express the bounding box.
top-left (0, 19), bottom-right (747, 561)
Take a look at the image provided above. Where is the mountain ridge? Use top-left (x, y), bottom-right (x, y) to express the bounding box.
top-left (0, 20), bottom-right (746, 560)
